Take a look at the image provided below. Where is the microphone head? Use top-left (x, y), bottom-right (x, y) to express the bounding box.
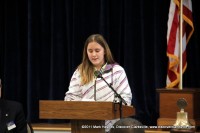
top-left (94, 70), bottom-right (102, 78)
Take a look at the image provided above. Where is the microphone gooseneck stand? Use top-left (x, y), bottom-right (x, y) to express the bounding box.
top-left (94, 71), bottom-right (127, 119)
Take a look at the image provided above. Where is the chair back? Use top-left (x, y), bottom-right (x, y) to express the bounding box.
top-left (27, 123), bottom-right (34, 133)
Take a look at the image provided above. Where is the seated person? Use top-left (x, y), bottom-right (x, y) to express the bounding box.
top-left (109, 117), bottom-right (145, 133)
top-left (0, 79), bottom-right (28, 133)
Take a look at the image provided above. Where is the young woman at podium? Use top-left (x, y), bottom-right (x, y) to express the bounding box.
top-left (64, 34), bottom-right (132, 132)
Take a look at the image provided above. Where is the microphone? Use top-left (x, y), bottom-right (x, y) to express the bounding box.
top-left (93, 70), bottom-right (127, 106)
top-left (94, 68), bottom-right (112, 78)
top-left (93, 69), bottom-right (127, 119)
top-left (94, 70), bottom-right (102, 78)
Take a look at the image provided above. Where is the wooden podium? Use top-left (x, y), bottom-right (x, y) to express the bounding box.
top-left (157, 88), bottom-right (200, 128)
top-left (39, 100), bottom-right (135, 133)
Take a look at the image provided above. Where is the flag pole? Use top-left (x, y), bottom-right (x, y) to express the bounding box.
top-left (179, 0), bottom-right (183, 90)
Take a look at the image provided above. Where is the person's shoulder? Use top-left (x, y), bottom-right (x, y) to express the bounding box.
top-left (1, 99), bottom-right (23, 108)
top-left (111, 63), bottom-right (125, 71)
top-left (73, 68), bottom-right (81, 77)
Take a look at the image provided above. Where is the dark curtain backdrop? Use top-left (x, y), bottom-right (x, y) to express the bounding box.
top-left (0, 0), bottom-right (200, 125)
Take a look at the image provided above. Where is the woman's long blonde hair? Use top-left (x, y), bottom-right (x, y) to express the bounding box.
top-left (78, 34), bottom-right (115, 85)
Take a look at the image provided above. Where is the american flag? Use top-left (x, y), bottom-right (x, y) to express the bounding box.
top-left (166, 0), bottom-right (194, 88)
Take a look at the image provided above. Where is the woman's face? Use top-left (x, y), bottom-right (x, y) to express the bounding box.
top-left (87, 41), bottom-right (105, 70)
